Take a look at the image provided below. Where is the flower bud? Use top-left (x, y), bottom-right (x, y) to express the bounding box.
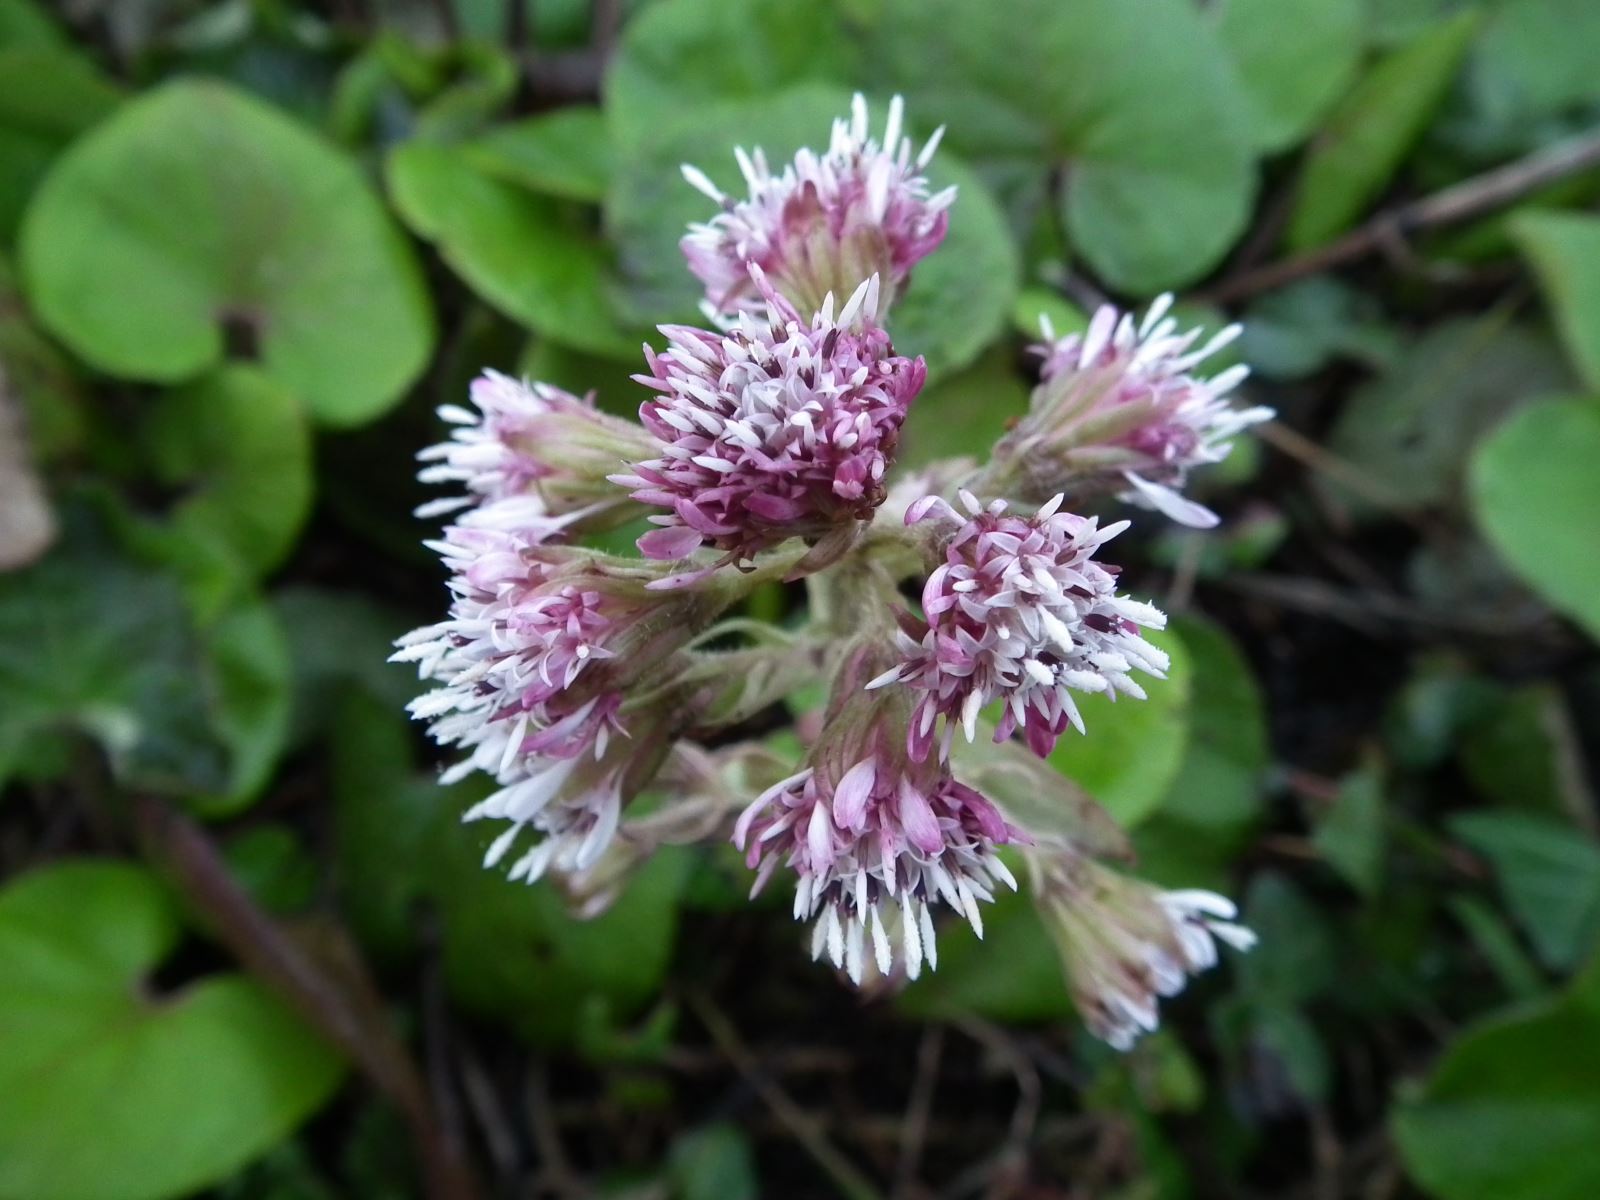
top-left (612, 269), bottom-right (924, 579)
top-left (991, 297), bottom-right (1272, 528)
top-left (681, 94), bottom-right (955, 317)
top-left (1032, 846), bottom-right (1255, 1050)
top-left (870, 491), bottom-right (1168, 762)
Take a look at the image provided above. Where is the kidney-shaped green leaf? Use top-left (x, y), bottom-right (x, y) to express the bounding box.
top-left (388, 139), bottom-right (637, 360)
top-left (139, 366), bottom-right (312, 618)
top-left (1470, 398), bottom-right (1600, 640)
top-left (876, 0), bottom-right (1258, 293)
top-left (1048, 627), bottom-right (1193, 827)
top-left (1512, 211), bottom-right (1600, 392)
top-left (0, 861), bottom-right (344, 1200)
top-left (20, 80), bottom-right (434, 426)
top-left (1214, 0), bottom-right (1364, 152)
top-left (1393, 966), bottom-right (1600, 1200)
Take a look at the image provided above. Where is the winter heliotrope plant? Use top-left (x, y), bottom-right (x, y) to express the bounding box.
top-left (395, 95), bottom-right (1268, 1049)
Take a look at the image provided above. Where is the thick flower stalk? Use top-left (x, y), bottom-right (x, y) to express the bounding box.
top-left (416, 370), bottom-right (655, 538)
top-left (681, 93), bottom-right (955, 316)
top-left (734, 650), bottom-right (1021, 983)
top-left (990, 296), bottom-right (1272, 528)
top-left (613, 270), bottom-right (925, 579)
top-left (871, 491), bottom-right (1169, 762)
top-left (1032, 846), bottom-right (1255, 1050)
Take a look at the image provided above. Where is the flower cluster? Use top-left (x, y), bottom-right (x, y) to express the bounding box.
top-left (993, 295), bottom-right (1273, 527)
top-left (734, 658), bottom-right (1022, 983)
top-left (397, 93), bottom-right (1263, 1052)
top-left (393, 525), bottom-right (693, 879)
top-left (872, 491), bottom-right (1169, 762)
top-left (681, 94), bottom-right (955, 316)
top-left (613, 270), bottom-right (925, 578)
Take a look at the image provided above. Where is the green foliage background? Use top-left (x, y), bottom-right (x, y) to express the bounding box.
top-left (2, 0), bottom-right (1599, 1196)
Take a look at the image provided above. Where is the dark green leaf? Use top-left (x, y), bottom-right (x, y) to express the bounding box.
top-left (1313, 761), bottom-right (1387, 897)
top-left (1393, 967), bottom-right (1600, 1200)
top-left (1511, 211), bottom-right (1600, 391)
top-left (0, 47), bottom-right (120, 242)
top-left (1323, 318), bottom-right (1571, 518)
top-left (1214, 0), bottom-right (1364, 152)
top-left (667, 1124), bottom-right (758, 1200)
top-left (1469, 398), bottom-right (1600, 639)
top-left (1451, 811), bottom-right (1600, 971)
top-left (0, 510), bottom-right (227, 795)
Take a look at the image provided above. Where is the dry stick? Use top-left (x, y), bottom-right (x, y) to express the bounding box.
top-left (133, 796), bottom-right (480, 1200)
top-left (1205, 127), bottom-right (1600, 304)
top-left (687, 991), bottom-right (886, 1200)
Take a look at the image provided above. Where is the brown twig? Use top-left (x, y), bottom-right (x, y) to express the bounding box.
top-left (1205, 126), bottom-right (1600, 303)
top-left (133, 796), bottom-right (480, 1200)
top-left (687, 990), bottom-right (886, 1200)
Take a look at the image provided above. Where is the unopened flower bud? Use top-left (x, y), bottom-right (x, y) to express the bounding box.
top-left (681, 94), bottom-right (955, 317)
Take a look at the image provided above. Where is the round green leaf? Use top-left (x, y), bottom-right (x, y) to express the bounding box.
top-left (463, 107), bottom-right (612, 203)
top-left (876, 0), bottom-right (1258, 293)
top-left (1048, 627), bottom-right (1193, 827)
top-left (604, 0), bottom-right (863, 145)
top-left (1512, 211), bottom-right (1600, 392)
top-left (1134, 615), bottom-right (1268, 889)
top-left (141, 366), bottom-right (313, 617)
top-left (1470, 398), bottom-right (1600, 640)
top-left (387, 139), bottom-right (637, 360)
top-left (1214, 0), bottom-right (1364, 152)
top-left (19, 79), bottom-right (434, 426)
top-left (0, 47), bottom-right (120, 242)
top-left (0, 861), bottom-right (344, 1200)
top-left (1394, 978), bottom-right (1600, 1200)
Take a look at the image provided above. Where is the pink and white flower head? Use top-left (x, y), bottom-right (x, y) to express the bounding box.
top-left (734, 655), bottom-right (1023, 983)
top-left (680, 93), bottom-right (955, 317)
top-left (995, 296), bottom-right (1272, 528)
top-left (613, 268), bottom-right (925, 580)
top-left (871, 491), bottom-right (1169, 763)
top-left (415, 370), bottom-right (654, 537)
top-left (391, 527), bottom-right (700, 877)
top-left (1033, 848), bottom-right (1255, 1050)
